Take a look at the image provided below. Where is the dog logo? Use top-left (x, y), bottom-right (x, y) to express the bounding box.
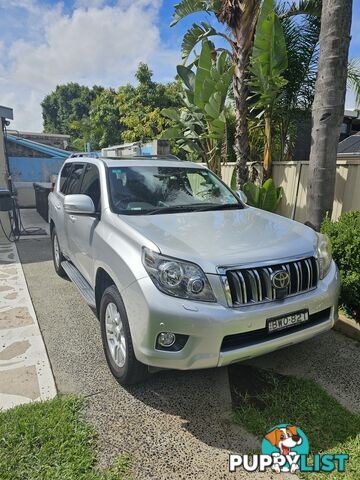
top-left (262, 424), bottom-right (309, 473)
top-left (230, 424), bottom-right (349, 474)
top-left (271, 270), bottom-right (290, 289)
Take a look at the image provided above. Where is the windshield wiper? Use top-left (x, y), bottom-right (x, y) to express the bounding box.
top-left (190, 203), bottom-right (243, 212)
top-left (144, 203), bottom-right (242, 215)
top-left (144, 205), bottom-right (202, 215)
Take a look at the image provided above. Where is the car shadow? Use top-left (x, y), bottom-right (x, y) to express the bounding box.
top-left (124, 366), bottom-right (244, 452)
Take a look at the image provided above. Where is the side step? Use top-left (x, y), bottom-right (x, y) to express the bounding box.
top-left (61, 261), bottom-right (96, 308)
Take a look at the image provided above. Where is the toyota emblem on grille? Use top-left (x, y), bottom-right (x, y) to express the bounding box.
top-left (271, 270), bottom-right (290, 289)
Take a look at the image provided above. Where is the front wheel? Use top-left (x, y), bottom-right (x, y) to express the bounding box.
top-left (100, 285), bottom-right (148, 385)
top-left (51, 228), bottom-right (67, 278)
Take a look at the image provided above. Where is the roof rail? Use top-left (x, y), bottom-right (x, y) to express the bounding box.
top-left (69, 152), bottom-right (100, 159)
top-left (104, 154), bottom-right (182, 161)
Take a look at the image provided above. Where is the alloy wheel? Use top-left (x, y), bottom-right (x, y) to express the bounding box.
top-left (105, 302), bottom-right (127, 368)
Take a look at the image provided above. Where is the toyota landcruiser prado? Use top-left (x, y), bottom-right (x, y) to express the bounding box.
top-left (48, 155), bottom-right (339, 384)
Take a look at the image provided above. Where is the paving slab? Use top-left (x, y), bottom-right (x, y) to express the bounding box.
top-left (0, 242), bottom-right (56, 410)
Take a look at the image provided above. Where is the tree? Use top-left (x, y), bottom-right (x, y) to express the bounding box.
top-left (171, 0), bottom-right (260, 188)
top-left (161, 41), bottom-right (234, 176)
top-left (171, 0), bottom-right (324, 187)
top-left (41, 64), bottom-right (181, 150)
top-left (276, 3), bottom-right (321, 160)
top-left (41, 83), bottom-right (103, 136)
top-left (89, 89), bottom-right (123, 149)
top-left (306, 0), bottom-right (352, 231)
top-left (117, 64), bottom-right (182, 143)
top-left (248, 0), bottom-right (288, 178)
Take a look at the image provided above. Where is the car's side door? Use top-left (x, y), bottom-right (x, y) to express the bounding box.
top-left (63, 162), bottom-right (86, 264)
top-left (52, 162), bottom-right (73, 255)
top-left (67, 163), bottom-right (101, 283)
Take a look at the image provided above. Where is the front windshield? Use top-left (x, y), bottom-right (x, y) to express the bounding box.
top-left (107, 166), bottom-right (241, 215)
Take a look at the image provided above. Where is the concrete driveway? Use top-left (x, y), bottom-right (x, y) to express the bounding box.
top-left (17, 237), bottom-right (360, 479)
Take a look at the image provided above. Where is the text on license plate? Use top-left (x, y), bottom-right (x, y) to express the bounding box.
top-left (268, 310), bottom-right (309, 333)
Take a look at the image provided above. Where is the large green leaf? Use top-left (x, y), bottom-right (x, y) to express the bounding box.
top-left (208, 115), bottom-right (226, 138)
top-left (260, 179), bottom-right (283, 212)
top-left (201, 77), bottom-right (216, 104)
top-left (249, 0), bottom-right (288, 107)
top-left (243, 183), bottom-right (261, 208)
top-left (177, 65), bottom-right (196, 91)
top-left (204, 91), bottom-right (222, 119)
top-left (243, 179), bottom-right (282, 212)
top-left (194, 40), bottom-right (213, 108)
top-left (181, 22), bottom-right (218, 62)
top-left (171, 0), bottom-right (209, 26)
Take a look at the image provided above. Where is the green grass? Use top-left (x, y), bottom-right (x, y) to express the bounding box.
top-left (230, 366), bottom-right (360, 479)
top-left (0, 396), bottom-right (131, 480)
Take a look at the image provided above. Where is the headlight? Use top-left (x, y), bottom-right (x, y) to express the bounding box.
top-left (142, 248), bottom-right (216, 302)
top-left (316, 233), bottom-right (332, 279)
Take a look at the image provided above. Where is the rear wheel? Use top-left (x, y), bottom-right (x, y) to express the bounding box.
top-left (100, 285), bottom-right (148, 385)
top-left (51, 228), bottom-right (66, 277)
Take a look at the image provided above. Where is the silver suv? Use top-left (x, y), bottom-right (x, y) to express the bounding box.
top-left (48, 155), bottom-right (340, 384)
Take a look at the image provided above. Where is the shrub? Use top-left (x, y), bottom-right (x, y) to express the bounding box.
top-left (321, 211), bottom-right (360, 320)
top-left (243, 178), bottom-right (283, 212)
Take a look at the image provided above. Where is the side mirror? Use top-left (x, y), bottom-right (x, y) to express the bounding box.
top-left (64, 194), bottom-right (95, 215)
top-left (236, 190), bottom-right (248, 204)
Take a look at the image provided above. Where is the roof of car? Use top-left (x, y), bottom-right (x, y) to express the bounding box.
top-left (66, 154), bottom-right (204, 169)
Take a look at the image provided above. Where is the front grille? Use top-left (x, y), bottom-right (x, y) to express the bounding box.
top-left (225, 257), bottom-right (318, 306)
top-left (221, 308), bottom-right (331, 351)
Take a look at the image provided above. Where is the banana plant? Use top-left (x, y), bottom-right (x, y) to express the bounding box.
top-left (243, 178), bottom-right (283, 212)
top-left (161, 40), bottom-right (234, 177)
top-left (248, 0), bottom-right (288, 179)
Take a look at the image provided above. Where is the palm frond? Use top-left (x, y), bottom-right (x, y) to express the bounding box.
top-left (181, 22), bottom-right (219, 62)
top-left (347, 58), bottom-right (360, 108)
top-left (280, 0), bottom-right (322, 18)
top-left (280, 11), bottom-right (320, 110)
top-left (171, 0), bottom-right (211, 26)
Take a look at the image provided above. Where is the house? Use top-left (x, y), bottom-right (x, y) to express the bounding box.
top-left (338, 132), bottom-right (360, 154)
top-left (5, 131), bottom-right (70, 207)
top-left (294, 109), bottom-right (360, 160)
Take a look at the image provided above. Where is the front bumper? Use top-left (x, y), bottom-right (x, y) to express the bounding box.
top-left (122, 261), bottom-right (340, 370)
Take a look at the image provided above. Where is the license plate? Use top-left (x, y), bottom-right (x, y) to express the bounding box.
top-left (268, 310), bottom-right (309, 333)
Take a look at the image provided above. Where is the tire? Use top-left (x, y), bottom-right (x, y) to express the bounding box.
top-left (100, 285), bottom-right (148, 385)
top-left (51, 228), bottom-right (67, 278)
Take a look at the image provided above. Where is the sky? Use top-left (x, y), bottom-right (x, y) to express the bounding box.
top-left (0, 0), bottom-right (359, 131)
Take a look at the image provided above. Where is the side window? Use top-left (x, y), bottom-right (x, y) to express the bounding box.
top-left (59, 164), bottom-right (72, 194)
top-left (66, 163), bottom-right (85, 195)
top-left (80, 164), bottom-right (101, 209)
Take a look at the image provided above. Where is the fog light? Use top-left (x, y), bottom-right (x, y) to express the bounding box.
top-left (187, 276), bottom-right (205, 294)
top-left (158, 332), bottom-right (176, 347)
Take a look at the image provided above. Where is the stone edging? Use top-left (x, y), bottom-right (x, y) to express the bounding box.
top-left (334, 313), bottom-right (360, 342)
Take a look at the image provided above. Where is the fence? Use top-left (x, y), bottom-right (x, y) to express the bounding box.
top-left (220, 155), bottom-right (360, 222)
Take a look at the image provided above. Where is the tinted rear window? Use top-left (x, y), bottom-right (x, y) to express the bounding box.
top-left (66, 163), bottom-right (85, 195)
top-left (59, 164), bottom-right (72, 194)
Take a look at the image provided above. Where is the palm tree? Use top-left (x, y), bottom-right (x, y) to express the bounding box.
top-left (305, 0), bottom-right (353, 231)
